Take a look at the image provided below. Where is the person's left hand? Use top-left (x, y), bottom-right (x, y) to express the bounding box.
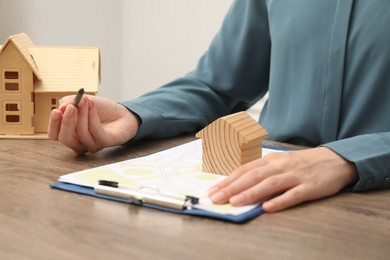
top-left (207, 147), bottom-right (358, 212)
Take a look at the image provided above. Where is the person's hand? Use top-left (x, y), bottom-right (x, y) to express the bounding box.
top-left (207, 147), bottom-right (358, 212)
top-left (48, 95), bottom-right (140, 154)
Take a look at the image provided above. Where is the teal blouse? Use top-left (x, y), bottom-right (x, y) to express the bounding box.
top-left (122, 0), bottom-right (390, 192)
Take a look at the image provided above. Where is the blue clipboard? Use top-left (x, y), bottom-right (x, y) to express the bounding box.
top-left (50, 144), bottom-right (289, 223)
top-left (50, 181), bottom-right (263, 223)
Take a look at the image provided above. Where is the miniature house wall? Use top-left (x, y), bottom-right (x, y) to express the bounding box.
top-left (196, 112), bottom-right (268, 176)
top-left (0, 33), bottom-right (99, 138)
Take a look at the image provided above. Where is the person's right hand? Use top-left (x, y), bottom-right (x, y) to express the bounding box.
top-left (48, 95), bottom-right (140, 154)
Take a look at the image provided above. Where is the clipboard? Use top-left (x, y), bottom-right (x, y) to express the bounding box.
top-left (50, 141), bottom-right (289, 223)
top-left (50, 181), bottom-right (264, 223)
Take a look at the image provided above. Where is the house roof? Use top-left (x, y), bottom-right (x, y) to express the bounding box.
top-left (0, 33), bottom-right (42, 80)
top-left (30, 46), bottom-right (100, 93)
top-left (196, 112), bottom-right (268, 144)
top-left (1, 33), bottom-right (100, 93)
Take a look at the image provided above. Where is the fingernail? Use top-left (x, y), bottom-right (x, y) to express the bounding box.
top-left (207, 186), bottom-right (220, 196)
top-left (69, 104), bottom-right (75, 113)
top-left (210, 191), bottom-right (227, 203)
top-left (230, 194), bottom-right (245, 206)
top-left (65, 105), bottom-right (76, 116)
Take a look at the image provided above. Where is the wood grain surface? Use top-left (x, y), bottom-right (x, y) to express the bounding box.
top-left (0, 135), bottom-right (389, 260)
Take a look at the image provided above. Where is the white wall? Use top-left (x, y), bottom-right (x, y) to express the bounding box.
top-left (0, 0), bottom-right (232, 101)
top-left (120, 0), bottom-right (232, 100)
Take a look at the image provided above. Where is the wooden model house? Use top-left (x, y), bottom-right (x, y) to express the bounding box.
top-left (196, 112), bottom-right (268, 176)
top-left (0, 33), bottom-right (99, 138)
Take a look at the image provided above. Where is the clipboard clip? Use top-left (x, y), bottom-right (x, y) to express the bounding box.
top-left (94, 180), bottom-right (199, 210)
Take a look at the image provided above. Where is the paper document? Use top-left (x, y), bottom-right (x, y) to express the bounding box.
top-left (59, 139), bottom-right (283, 216)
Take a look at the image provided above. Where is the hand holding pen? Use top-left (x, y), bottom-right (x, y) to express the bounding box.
top-left (48, 88), bottom-right (140, 154)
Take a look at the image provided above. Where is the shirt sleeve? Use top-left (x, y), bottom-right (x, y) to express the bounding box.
top-left (323, 133), bottom-right (390, 191)
top-left (120, 0), bottom-right (271, 141)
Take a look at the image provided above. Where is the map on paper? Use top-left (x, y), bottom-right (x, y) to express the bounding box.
top-left (59, 139), bottom-right (283, 216)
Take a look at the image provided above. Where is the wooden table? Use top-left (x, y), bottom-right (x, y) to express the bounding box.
top-left (1, 136), bottom-right (389, 260)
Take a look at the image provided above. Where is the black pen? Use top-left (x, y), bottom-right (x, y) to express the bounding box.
top-left (73, 88), bottom-right (85, 107)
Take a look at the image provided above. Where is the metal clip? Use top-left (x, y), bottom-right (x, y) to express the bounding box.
top-left (94, 180), bottom-right (199, 210)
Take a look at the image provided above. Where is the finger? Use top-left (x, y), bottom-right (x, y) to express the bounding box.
top-left (207, 170), bottom-right (245, 196)
top-left (262, 172), bottom-right (348, 212)
top-left (77, 99), bottom-right (105, 153)
top-left (59, 96), bottom-right (75, 113)
top-left (57, 105), bottom-right (86, 154)
top-left (208, 158), bottom-right (268, 196)
top-left (210, 164), bottom-right (278, 204)
top-left (229, 173), bottom-right (299, 206)
top-left (262, 184), bottom-right (312, 212)
top-left (47, 109), bottom-right (62, 141)
top-left (59, 95), bottom-right (75, 105)
top-left (74, 96), bottom-right (97, 151)
top-left (87, 99), bottom-right (107, 151)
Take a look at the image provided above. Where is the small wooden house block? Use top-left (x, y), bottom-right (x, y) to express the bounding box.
top-left (0, 33), bottom-right (99, 139)
top-left (196, 111), bottom-right (268, 176)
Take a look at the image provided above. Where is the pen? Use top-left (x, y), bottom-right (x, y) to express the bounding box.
top-left (73, 88), bottom-right (85, 107)
top-left (95, 180), bottom-right (199, 210)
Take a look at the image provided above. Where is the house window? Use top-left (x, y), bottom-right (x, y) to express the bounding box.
top-left (4, 71), bottom-right (19, 79)
top-left (51, 98), bottom-right (59, 110)
top-left (6, 115), bottom-right (20, 123)
top-left (3, 102), bottom-right (21, 124)
top-left (5, 83), bottom-right (19, 91)
top-left (2, 69), bottom-right (20, 92)
top-left (5, 103), bottom-right (19, 111)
